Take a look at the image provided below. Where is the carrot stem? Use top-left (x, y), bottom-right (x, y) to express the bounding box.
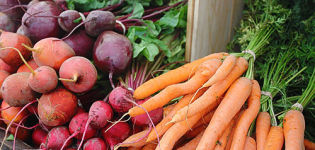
top-left (21, 43), bottom-right (40, 53)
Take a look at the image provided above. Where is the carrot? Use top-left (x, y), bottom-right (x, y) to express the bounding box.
top-left (230, 80), bottom-right (261, 150)
top-left (156, 108), bottom-right (209, 150)
top-left (172, 57), bottom-right (249, 123)
top-left (128, 147), bottom-right (142, 150)
top-left (203, 55), bottom-right (237, 87)
top-left (304, 139), bottom-right (315, 150)
top-left (243, 136), bottom-right (256, 150)
top-left (163, 104), bottom-right (175, 117)
top-left (133, 52), bottom-right (228, 99)
top-left (129, 59), bottom-right (222, 117)
top-left (225, 110), bottom-right (245, 150)
top-left (184, 124), bottom-right (206, 139)
top-left (256, 112), bottom-right (271, 150)
top-left (146, 88), bottom-right (207, 142)
top-left (177, 131), bottom-right (205, 150)
top-left (191, 110), bottom-right (215, 129)
top-left (119, 129), bottom-right (150, 148)
top-left (196, 77), bottom-right (252, 150)
top-left (263, 126), bottom-right (284, 150)
top-left (142, 143), bottom-right (157, 150)
top-left (283, 110), bottom-right (305, 150)
top-left (214, 116), bottom-right (235, 150)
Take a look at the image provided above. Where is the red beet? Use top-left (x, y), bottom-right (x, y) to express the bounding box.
top-left (131, 99), bottom-right (163, 127)
top-left (32, 127), bottom-right (48, 147)
top-left (22, 1), bottom-right (62, 42)
top-left (108, 86), bottom-right (133, 113)
top-left (93, 31), bottom-right (132, 74)
top-left (63, 30), bottom-right (94, 58)
top-left (84, 10), bottom-right (115, 37)
top-left (0, 58), bottom-right (16, 73)
top-left (0, 12), bottom-right (17, 32)
top-left (58, 10), bottom-right (83, 32)
top-left (44, 126), bottom-right (72, 150)
top-left (0, 0), bottom-right (24, 20)
top-left (83, 138), bottom-right (107, 150)
top-left (69, 112), bottom-right (96, 140)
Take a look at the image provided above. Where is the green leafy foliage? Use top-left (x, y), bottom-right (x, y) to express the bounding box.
top-left (66, 0), bottom-right (120, 12)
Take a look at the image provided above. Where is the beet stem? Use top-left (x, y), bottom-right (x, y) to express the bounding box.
top-left (124, 97), bottom-right (161, 149)
top-left (0, 106), bottom-right (12, 111)
top-left (0, 5), bottom-right (27, 13)
top-left (77, 117), bottom-right (92, 150)
top-left (109, 72), bottom-right (115, 89)
top-left (13, 114), bottom-right (30, 150)
top-left (142, 0), bottom-right (187, 20)
top-left (62, 19), bottom-right (90, 40)
top-left (0, 100), bottom-right (37, 150)
top-left (115, 20), bottom-right (126, 35)
top-left (60, 131), bottom-right (78, 150)
top-left (0, 118), bottom-right (39, 129)
top-left (104, 113), bottom-right (129, 133)
top-left (21, 43), bottom-right (40, 53)
top-left (0, 47), bottom-right (36, 75)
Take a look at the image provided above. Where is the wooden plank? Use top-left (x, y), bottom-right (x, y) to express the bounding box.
top-left (0, 131), bottom-right (33, 150)
top-left (185, 0), bottom-right (243, 61)
top-left (184, 0), bottom-right (195, 62)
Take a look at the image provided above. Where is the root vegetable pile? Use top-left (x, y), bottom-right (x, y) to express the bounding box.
top-left (0, 0), bottom-right (314, 150)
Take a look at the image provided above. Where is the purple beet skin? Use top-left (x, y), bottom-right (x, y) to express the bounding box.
top-left (63, 30), bottom-right (94, 58)
top-left (93, 31), bottom-right (132, 74)
top-left (22, 1), bottom-right (62, 42)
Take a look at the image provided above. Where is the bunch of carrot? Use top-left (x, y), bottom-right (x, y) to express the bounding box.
top-left (112, 24), bottom-right (315, 150)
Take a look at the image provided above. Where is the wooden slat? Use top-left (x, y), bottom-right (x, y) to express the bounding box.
top-left (185, 0), bottom-right (243, 61)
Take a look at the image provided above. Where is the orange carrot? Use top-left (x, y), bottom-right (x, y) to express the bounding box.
top-left (163, 104), bottom-right (175, 117)
top-left (156, 109), bottom-right (210, 150)
top-left (256, 112), bottom-right (271, 150)
top-left (214, 116), bottom-right (236, 150)
top-left (243, 136), bottom-right (257, 150)
top-left (177, 131), bottom-right (205, 150)
top-left (184, 124), bottom-right (206, 139)
top-left (203, 55), bottom-right (237, 87)
top-left (172, 57), bottom-right (249, 123)
top-left (191, 110), bottom-right (215, 129)
top-left (283, 110), bottom-right (305, 150)
top-left (119, 129), bottom-right (150, 148)
top-left (146, 88), bottom-right (207, 142)
top-left (129, 59), bottom-right (222, 117)
top-left (264, 126), bottom-right (284, 150)
top-left (133, 52), bottom-right (228, 99)
top-left (142, 143), bottom-right (157, 150)
top-left (304, 139), bottom-right (315, 150)
top-left (196, 77), bottom-right (252, 150)
top-left (230, 80), bottom-right (261, 150)
top-left (225, 110), bottom-right (245, 150)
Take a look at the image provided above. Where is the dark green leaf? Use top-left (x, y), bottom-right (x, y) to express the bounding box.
top-left (143, 43), bottom-right (159, 61)
top-left (128, 2), bottom-right (144, 19)
top-left (6, 134), bottom-right (14, 141)
top-left (73, 17), bottom-right (82, 23)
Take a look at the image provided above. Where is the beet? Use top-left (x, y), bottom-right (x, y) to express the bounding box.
top-left (0, 58), bottom-right (16, 73)
top-left (88, 101), bottom-right (113, 129)
top-left (63, 30), bottom-right (94, 58)
top-left (102, 122), bottom-right (130, 141)
top-left (131, 99), bottom-right (163, 127)
top-left (77, 88), bottom-right (106, 111)
top-left (93, 31), bottom-right (132, 74)
top-left (37, 87), bottom-right (78, 126)
top-left (58, 10), bottom-right (83, 32)
top-left (22, 1), bottom-right (62, 42)
top-left (69, 112), bottom-right (96, 140)
top-left (108, 86), bottom-right (133, 113)
top-left (32, 127), bottom-right (48, 147)
top-left (0, 0), bottom-right (24, 20)
top-left (84, 10), bottom-right (115, 37)
top-left (0, 12), bottom-right (17, 32)
top-left (45, 126), bottom-right (72, 150)
top-left (83, 138), bottom-right (107, 150)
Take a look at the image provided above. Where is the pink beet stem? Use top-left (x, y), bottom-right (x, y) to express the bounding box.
top-left (0, 106), bottom-right (12, 111)
top-left (13, 114), bottom-right (30, 150)
top-left (60, 131), bottom-right (78, 150)
top-left (77, 117), bottom-right (92, 150)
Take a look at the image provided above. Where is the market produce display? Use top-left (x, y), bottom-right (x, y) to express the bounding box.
top-left (0, 0), bottom-right (314, 150)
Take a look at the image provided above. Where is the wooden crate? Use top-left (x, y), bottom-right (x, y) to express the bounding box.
top-left (185, 0), bottom-right (244, 61)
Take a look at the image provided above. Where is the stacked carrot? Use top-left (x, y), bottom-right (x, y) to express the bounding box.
top-left (116, 26), bottom-right (315, 150)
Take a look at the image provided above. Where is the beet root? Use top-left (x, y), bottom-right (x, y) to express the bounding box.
top-left (37, 87), bottom-right (78, 126)
top-left (1, 72), bottom-right (37, 107)
top-left (93, 31), bottom-right (132, 74)
top-left (58, 10), bottom-right (83, 32)
top-left (63, 30), bottom-right (94, 58)
top-left (28, 66), bottom-right (58, 93)
top-left (59, 56), bottom-right (97, 93)
top-left (44, 126), bottom-right (72, 150)
top-left (0, 12), bottom-right (17, 32)
top-left (32, 127), bottom-right (48, 147)
top-left (88, 101), bottom-right (113, 129)
top-left (85, 10), bottom-right (115, 37)
top-left (108, 86), bottom-right (134, 113)
top-left (69, 112), bottom-right (96, 140)
top-left (83, 138), bottom-right (107, 150)
top-left (0, 70), bottom-right (10, 99)
top-left (22, 1), bottom-right (62, 42)
top-left (131, 99), bottom-right (163, 127)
